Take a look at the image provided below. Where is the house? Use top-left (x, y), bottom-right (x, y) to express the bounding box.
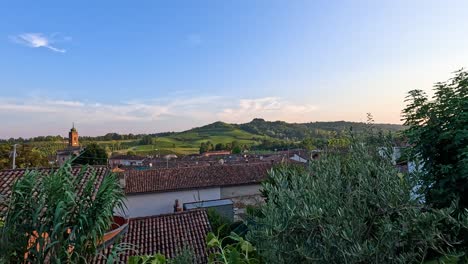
top-left (289, 153), bottom-right (308, 163)
top-left (123, 163), bottom-right (272, 217)
top-left (108, 154), bottom-right (146, 167)
top-left (0, 166), bottom-right (110, 217)
top-left (56, 125), bottom-right (83, 165)
top-left (93, 210), bottom-right (212, 264)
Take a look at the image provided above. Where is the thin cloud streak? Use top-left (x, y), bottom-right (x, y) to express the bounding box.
top-left (218, 97), bottom-right (318, 123)
top-left (0, 96), bottom-right (318, 138)
top-left (10, 33), bottom-right (66, 53)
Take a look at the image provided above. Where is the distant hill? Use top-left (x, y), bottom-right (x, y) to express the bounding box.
top-left (239, 118), bottom-right (404, 140)
top-left (9, 119), bottom-right (404, 157)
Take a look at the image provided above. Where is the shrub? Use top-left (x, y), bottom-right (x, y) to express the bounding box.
top-left (207, 208), bottom-right (233, 240)
top-left (207, 232), bottom-right (260, 264)
top-left (0, 161), bottom-right (125, 263)
top-left (247, 140), bottom-right (468, 263)
top-left (128, 247), bottom-right (195, 264)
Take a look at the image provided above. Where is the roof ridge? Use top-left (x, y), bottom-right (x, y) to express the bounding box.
top-left (129, 209), bottom-right (206, 221)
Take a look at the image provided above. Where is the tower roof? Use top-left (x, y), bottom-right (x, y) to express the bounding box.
top-left (70, 122), bottom-right (77, 132)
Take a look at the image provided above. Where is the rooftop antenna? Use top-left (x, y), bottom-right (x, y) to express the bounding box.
top-left (72, 122), bottom-right (75, 129)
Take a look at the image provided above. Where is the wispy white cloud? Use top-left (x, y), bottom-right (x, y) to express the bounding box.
top-left (0, 96), bottom-right (317, 137)
top-left (10, 33), bottom-right (67, 53)
top-left (218, 97), bottom-right (318, 123)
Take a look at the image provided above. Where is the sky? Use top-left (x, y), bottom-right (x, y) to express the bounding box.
top-left (1, 0), bottom-right (468, 138)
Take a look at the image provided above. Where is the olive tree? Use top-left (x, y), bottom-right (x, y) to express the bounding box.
top-left (247, 139), bottom-right (467, 263)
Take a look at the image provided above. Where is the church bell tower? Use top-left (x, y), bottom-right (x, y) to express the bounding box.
top-left (69, 123), bottom-right (79, 147)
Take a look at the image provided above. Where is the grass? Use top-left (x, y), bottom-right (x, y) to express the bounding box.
top-left (126, 123), bottom-right (270, 155)
top-left (32, 122), bottom-right (271, 157)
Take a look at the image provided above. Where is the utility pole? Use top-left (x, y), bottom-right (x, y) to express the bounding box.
top-left (11, 144), bottom-right (18, 169)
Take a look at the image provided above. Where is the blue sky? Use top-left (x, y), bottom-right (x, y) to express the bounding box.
top-left (1, 0), bottom-right (467, 138)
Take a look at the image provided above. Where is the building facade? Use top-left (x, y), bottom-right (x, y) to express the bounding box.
top-left (122, 163), bottom-right (270, 217)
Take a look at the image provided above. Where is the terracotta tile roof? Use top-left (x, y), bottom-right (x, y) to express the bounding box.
top-left (93, 210), bottom-right (212, 264)
top-left (109, 154), bottom-right (146, 161)
top-left (125, 163), bottom-right (272, 194)
top-left (0, 166), bottom-right (110, 215)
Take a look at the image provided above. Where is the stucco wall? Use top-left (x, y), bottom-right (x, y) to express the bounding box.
top-left (125, 187), bottom-right (221, 217)
top-left (220, 184), bottom-right (262, 199)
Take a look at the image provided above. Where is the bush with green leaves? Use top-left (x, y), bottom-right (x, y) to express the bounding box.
top-left (128, 247), bottom-right (195, 264)
top-left (0, 161), bottom-right (125, 263)
top-left (207, 208), bottom-right (233, 240)
top-left (206, 232), bottom-right (260, 264)
top-left (247, 139), bottom-right (468, 263)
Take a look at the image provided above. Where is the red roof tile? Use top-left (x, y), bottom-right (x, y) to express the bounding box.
top-left (0, 166), bottom-right (110, 215)
top-left (93, 210), bottom-right (212, 264)
top-left (125, 163), bottom-right (272, 194)
top-left (109, 154), bottom-right (146, 161)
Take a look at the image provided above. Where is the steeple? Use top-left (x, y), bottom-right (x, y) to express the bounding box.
top-left (69, 123), bottom-right (79, 147)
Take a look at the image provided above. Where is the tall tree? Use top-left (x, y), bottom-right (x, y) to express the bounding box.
top-left (402, 69), bottom-right (468, 210)
top-left (215, 143), bottom-right (226, 151)
top-left (73, 143), bottom-right (108, 165)
top-left (0, 144), bottom-right (48, 170)
top-left (139, 135), bottom-right (154, 145)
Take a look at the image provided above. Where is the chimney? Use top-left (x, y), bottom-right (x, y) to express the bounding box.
top-left (174, 199), bottom-right (183, 212)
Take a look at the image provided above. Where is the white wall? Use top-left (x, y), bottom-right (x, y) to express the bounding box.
top-left (110, 160), bottom-right (144, 167)
top-left (220, 184), bottom-right (262, 199)
top-left (290, 154), bottom-right (308, 163)
top-left (126, 187), bottom-right (221, 217)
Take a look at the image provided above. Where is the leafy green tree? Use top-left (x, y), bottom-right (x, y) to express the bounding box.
top-left (231, 145), bottom-right (242, 154)
top-left (230, 141), bottom-right (242, 154)
top-left (73, 143), bottom-right (108, 165)
top-left (139, 135), bottom-right (154, 145)
top-left (402, 69), bottom-right (468, 210)
top-left (215, 143), bottom-right (226, 151)
top-left (0, 144), bottom-right (49, 170)
top-left (247, 139), bottom-right (468, 263)
top-left (0, 161), bottom-right (125, 263)
top-left (300, 137), bottom-right (316, 150)
top-left (0, 144), bottom-right (11, 169)
top-left (127, 150), bottom-right (137, 156)
top-left (200, 141), bottom-right (214, 154)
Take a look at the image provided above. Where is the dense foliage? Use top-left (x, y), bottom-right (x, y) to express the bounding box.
top-left (73, 143), bottom-right (108, 165)
top-left (402, 69), bottom-right (468, 211)
top-left (207, 232), bottom-right (260, 264)
top-left (0, 144), bottom-right (49, 170)
top-left (128, 248), bottom-right (195, 264)
top-left (199, 140), bottom-right (246, 154)
top-left (206, 208), bottom-right (233, 240)
top-left (240, 118), bottom-right (403, 141)
top-left (0, 162), bottom-right (126, 263)
top-left (247, 140), bottom-right (468, 263)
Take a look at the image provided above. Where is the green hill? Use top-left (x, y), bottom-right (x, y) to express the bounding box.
top-left (130, 119), bottom-right (404, 156)
top-left (22, 119), bottom-right (404, 157)
top-left (240, 118), bottom-right (404, 141)
top-left (132, 121), bottom-right (268, 155)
